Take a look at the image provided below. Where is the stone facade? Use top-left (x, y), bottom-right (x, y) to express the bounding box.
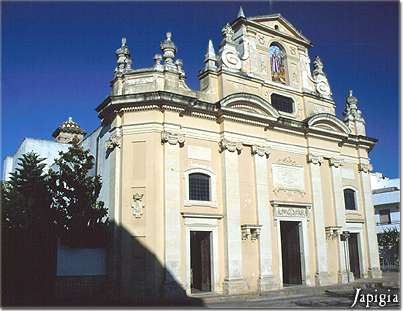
top-left (4, 10), bottom-right (382, 300)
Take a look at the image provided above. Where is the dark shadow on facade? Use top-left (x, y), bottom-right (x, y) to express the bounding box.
top-left (2, 221), bottom-right (204, 307)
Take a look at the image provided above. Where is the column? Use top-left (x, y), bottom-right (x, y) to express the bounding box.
top-left (220, 138), bottom-right (247, 294)
top-left (359, 163), bottom-right (382, 278)
top-left (162, 130), bottom-right (185, 296)
top-left (105, 127), bottom-right (122, 299)
top-left (308, 153), bottom-right (331, 286)
top-left (252, 145), bottom-right (278, 292)
top-left (329, 157), bottom-right (352, 283)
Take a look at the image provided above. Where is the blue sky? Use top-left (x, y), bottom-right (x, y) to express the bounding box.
top-left (2, 1), bottom-right (399, 178)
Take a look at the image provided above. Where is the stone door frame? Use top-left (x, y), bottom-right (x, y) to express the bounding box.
top-left (345, 222), bottom-right (367, 279)
top-left (183, 214), bottom-right (220, 295)
top-left (272, 201), bottom-right (312, 287)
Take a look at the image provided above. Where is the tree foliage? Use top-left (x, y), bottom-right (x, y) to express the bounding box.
top-left (1, 152), bottom-right (56, 305)
top-left (378, 227), bottom-right (400, 266)
top-left (48, 141), bottom-right (108, 247)
top-left (2, 152), bottom-right (52, 231)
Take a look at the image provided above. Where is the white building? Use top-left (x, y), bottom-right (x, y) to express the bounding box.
top-left (371, 173), bottom-right (400, 233)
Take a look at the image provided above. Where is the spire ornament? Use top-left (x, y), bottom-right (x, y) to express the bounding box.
top-left (114, 37), bottom-right (132, 77)
top-left (237, 6), bottom-right (245, 18)
top-left (204, 40), bottom-right (217, 71)
top-left (160, 32), bottom-right (177, 66)
top-left (343, 90), bottom-right (364, 122)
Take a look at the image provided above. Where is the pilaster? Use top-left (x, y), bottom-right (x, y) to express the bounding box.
top-left (328, 157), bottom-right (351, 283)
top-left (220, 138), bottom-right (247, 294)
top-left (162, 130), bottom-right (186, 296)
top-left (359, 163), bottom-right (382, 279)
top-left (307, 153), bottom-right (331, 286)
top-left (252, 145), bottom-right (278, 292)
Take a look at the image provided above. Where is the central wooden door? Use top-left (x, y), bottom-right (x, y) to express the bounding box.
top-left (280, 221), bottom-right (302, 285)
top-left (190, 231), bottom-right (211, 292)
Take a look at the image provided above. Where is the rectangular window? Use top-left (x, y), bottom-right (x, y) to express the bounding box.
top-left (379, 209), bottom-right (391, 224)
top-left (271, 93), bottom-right (294, 113)
top-left (189, 173), bottom-right (210, 201)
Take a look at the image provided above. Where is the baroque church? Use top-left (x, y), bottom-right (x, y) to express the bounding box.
top-left (4, 9), bottom-right (381, 300)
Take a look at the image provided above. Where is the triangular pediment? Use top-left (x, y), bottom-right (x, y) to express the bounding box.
top-left (219, 93), bottom-right (280, 121)
top-left (248, 14), bottom-right (311, 45)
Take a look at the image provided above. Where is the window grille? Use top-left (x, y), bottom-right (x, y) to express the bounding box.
top-left (189, 173), bottom-right (210, 201)
top-left (270, 93), bottom-right (294, 113)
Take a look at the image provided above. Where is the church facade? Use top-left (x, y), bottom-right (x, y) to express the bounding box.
top-left (4, 10), bottom-right (381, 300)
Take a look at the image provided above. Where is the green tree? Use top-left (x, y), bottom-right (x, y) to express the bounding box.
top-left (378, 228), bottom-right (400, 270)
top-left (1, 152), bottom-right (56, 305)
top-left (48, 141), bottom-right (108, 247)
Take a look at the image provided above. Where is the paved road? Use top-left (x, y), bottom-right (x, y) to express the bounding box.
top-left (207, 289), bottom-right (400, 308)
top-left (205, 273), bottom-right (400, 308)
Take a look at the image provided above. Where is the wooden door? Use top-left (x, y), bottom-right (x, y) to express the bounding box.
top-left (348, 233), bottom-right (361, 279)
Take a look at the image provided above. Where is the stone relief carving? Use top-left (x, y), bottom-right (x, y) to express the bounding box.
top-left (329, 157), bottom-right (344, 168)
top-left (307, 153), bottom-right (323, 165)
top-left (312, 56), bottom-right (332, 98)
top-left (251, 145), bottom-right (271, 157)
top-left (106, 130), bottom-right (122, 151)
top-left (220, 24), bottom-right (242, 71)
top-left (277, 156), bottom-right (298, 166)
top-left (325, 226), bottom-right (342, 240)
top-left (241, 225), bottom-right (262, 241)
top-left (358, 163), bottom-right (373, 173)
top-left (161, 131), bottom-right (185, 145)
top-left (239, 38), bottom-right (250, 61)
top-left (273, 187), bottom-right (306, 198)
top-left (257, 34), bottom-right (265, 46)
top-left (219, 138), bottom-right (243, 153)
top-left (132, 193), bottom-right (144, 218)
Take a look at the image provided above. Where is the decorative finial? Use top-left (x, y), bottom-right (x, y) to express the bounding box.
top-left (222, 23), bottom-right (235, 43)
top-left (114, 37), bottom-right (132, 77)
top-left (204, 40), bottom-right (217, 71)
top-left (160, 32), bottom-right (177, 65)
top-left (343, 89), bottom-right (363, 122)
top-left (237, 6), bottom-right (245, 18)
top-left (313, 56), bottom-right (323, 74)
top-left (153, 53), bottom-right (163, 71)
top-left (312, 56), bottom-right (332, 98)
top-left (175, 59), bottom-right (185, 78)
top-left (68, 116), bottom-right (73, 122)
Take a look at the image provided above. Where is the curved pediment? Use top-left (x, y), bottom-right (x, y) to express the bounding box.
top-left (218, 93), bottom-right (280, 121)
top-left (307, 113), bottom-right (351, 136)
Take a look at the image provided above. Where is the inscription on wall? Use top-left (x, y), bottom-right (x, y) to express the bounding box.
top-left (275, 206), bottom-right (308, 218)
top-left (272, 163), bottom-right (305, 191)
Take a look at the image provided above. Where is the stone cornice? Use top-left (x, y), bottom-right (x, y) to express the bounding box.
top-left (96, 90), bottom-right (377, 152)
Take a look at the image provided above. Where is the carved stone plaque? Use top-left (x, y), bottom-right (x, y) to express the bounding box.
top-left (272, 164), bottom-right (305, 191)
top-left (275, 206), bottom-right (308, 218)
